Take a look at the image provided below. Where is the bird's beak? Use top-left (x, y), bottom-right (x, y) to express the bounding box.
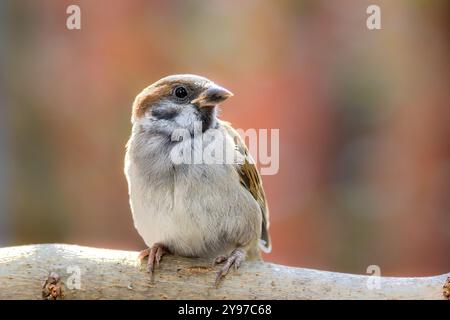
top-left (191, 84), bottom-right (233, 107)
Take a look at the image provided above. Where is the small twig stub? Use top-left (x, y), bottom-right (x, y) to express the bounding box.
top-left (443, 277), bottom-right (450, 300)
top-left (42, 272), bottom-right (64, 300)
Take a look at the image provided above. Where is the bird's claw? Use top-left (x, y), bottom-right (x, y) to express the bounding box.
top-left (213, 255), bottom-right (228, 266)
top-left (214, 248), bottom-right (245, 288)
top-left (138, 248), bottom-right (150, 261)
top-left (138, 243), bottom-right (168, 282)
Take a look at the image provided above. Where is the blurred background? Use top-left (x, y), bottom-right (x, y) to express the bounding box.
top-left (0, 0), bottom-right (449, 276)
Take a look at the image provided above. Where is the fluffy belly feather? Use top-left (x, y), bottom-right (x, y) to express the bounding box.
top-left (125, 157), bottom-right (261, 258)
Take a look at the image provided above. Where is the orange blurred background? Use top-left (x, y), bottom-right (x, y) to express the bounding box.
top-left (0, 0), bottom-right (449, 276)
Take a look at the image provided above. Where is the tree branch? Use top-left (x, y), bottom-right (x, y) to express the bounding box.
top-left (0, 244), bottom-right (448, 299)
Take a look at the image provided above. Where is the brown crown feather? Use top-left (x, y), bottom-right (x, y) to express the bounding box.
top-left (132, 77), bottom-right (209, 120)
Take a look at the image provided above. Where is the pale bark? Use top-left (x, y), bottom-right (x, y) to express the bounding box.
top-left (0, 244), bottom-right (448, 300)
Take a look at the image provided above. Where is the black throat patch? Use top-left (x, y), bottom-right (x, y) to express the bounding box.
top-left (197, 106), bottom-right (217, 132)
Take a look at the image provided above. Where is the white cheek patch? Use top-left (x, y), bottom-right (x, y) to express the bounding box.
top-left (174, 106), bottom-right (198, 128)
top-left (135, 112), bottom-right (175, 136)
top-left (136, 113), bottom-right (154, 127)
top-left (136, 103), bottom-right (201, 136)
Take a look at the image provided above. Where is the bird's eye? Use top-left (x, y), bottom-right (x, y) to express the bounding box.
top-left (174, 86), bottom-right (188, 99)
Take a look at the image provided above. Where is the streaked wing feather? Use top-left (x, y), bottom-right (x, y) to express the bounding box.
top-left (221, 121), bottom-right (271, 252)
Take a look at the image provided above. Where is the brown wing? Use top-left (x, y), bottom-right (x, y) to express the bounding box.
top-left (221, 121), bottom-right (271, 252)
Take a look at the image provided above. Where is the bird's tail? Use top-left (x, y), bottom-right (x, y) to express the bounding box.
top-left (258, 238), bottom-right (272, 254)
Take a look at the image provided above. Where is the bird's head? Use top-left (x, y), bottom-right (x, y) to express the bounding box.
top-left (131, 74), bottom-right (233, 135)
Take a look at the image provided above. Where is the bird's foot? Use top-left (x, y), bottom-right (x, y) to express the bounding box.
top-left (214, 248), bottom-right (246, 288)
top-left (138, 243), bottom-right (169, 282)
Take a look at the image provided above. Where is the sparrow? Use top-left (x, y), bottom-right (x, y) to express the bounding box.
top-left (124, 74), bottom-right (271, 286)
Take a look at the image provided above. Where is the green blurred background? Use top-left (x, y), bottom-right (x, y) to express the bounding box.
top-left (0, 0), bottom-right (449, 276)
